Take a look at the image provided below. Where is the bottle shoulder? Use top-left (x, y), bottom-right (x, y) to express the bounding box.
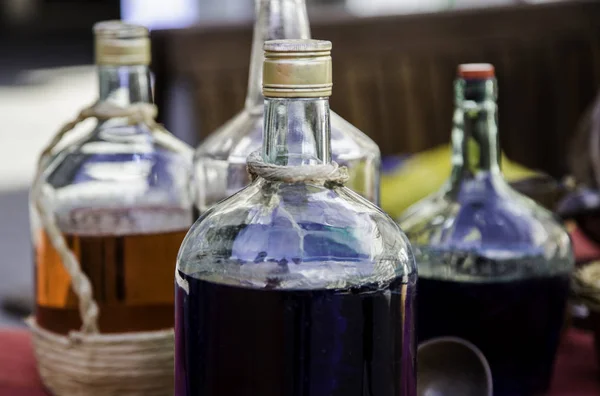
top-left (44, 122), bottom-right (193, 182)
top-left (398, 177), bottom-right (573, 274)
top-left (330, 111), bottom-right (381, 159)
top-left (194, 110), bottom-right (260, 163)
top-left (48, 121), bottom-right (193, 158)
top-left (193, 108), bottom-right (381, 165)
top-left (37, 122), bottom-right (194, 234)
top-left (178, 180), bottom-right (415, 289)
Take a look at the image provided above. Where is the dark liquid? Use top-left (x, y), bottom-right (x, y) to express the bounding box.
top-left (35, 229), bottom-right (188, 334)
top-left (175, 272), bottom-right (416, 396)
top-left (418, 275), bottom-right (570, 396)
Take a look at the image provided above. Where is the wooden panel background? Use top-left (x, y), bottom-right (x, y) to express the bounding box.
top-left (152, 0), bottom-right (600, 178)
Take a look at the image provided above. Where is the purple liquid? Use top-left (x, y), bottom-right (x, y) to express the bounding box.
top-left (418, 275), bottom-right (570, 396)
top-left (175, 271), bottom-right (416, 396)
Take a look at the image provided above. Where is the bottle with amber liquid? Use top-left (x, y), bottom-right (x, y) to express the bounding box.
top-left (31, 21), bottom-right (194, 335)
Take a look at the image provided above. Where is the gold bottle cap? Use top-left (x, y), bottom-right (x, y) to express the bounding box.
top-left (263, 39), bottom-right (333, 98)
top-left (93, 20), bottom-right (151, 66)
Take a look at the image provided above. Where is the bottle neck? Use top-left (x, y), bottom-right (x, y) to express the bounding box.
top-left (450, 77), bottom-right (501, 185)
top-left (263, 97), bottom-right (331, 166)
top-left (245, 0), bottom-right (311, 113)
top-left (98, 64), bottom-right (153, 106)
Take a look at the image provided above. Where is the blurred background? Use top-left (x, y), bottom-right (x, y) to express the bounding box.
top-left (0, 0), bottom-right (598, 327)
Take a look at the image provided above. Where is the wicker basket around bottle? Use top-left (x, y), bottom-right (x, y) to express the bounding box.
top-left (28, 319), bottom-right (174, 396)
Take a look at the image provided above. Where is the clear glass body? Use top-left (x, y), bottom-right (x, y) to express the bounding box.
top-left (399, 77), bottom-right (574, 396)
top-left (176, 97), bottom-right (416, 396)
top-left (31, 63), bottom-right (194, 334)
top-left (193, 0), bottom-right (381, 214)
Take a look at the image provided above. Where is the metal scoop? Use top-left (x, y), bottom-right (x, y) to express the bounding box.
top-left (417, 336), bottom-right (493, 396)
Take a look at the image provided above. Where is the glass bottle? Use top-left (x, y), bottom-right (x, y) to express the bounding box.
top-left (399, 64), bottom-right (574, 396)
top-left (176, 39), bottom-right (416, 396)
top-left (193, 0), bottom-right (381, 215)
top-left (31, 21), bottom-right (194, 334)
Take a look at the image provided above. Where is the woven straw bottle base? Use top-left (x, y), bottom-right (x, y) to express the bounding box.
top-left (29, 318), bottom-right (174, 396)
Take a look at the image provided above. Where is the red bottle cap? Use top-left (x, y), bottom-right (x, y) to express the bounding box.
top-left (457, 63), bottom-right (495, 79)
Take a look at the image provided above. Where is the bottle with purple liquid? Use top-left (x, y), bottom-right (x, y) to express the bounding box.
top-left (400, 64), bottom-right (574, 396)
top-left (175, 39), bottom-right (417, 396)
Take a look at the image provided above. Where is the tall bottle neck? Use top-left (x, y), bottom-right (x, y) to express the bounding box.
top-left (245, 0), bottom-right (311, 112)
top-left (450, 77), bottom-right (501, 184)
top-left (263, 97), bottom-right (331, 166)
top-left (98, 65), bottom-right (153, 106)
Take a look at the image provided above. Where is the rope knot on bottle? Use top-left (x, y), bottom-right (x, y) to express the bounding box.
top-left (246, 150), bottom-right (349, 187)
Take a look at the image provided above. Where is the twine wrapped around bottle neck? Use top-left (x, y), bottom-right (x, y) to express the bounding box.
top-left (246, 150), bottom-right (349, 186)
top-left (37, 101), bottom-right (162, 172)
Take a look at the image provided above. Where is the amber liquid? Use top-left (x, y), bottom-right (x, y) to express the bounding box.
top-left (35, 229), bottom-right (188, 334)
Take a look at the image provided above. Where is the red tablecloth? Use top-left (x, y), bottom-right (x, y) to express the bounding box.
top-left (0, 327), bottom-right (598, 395)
